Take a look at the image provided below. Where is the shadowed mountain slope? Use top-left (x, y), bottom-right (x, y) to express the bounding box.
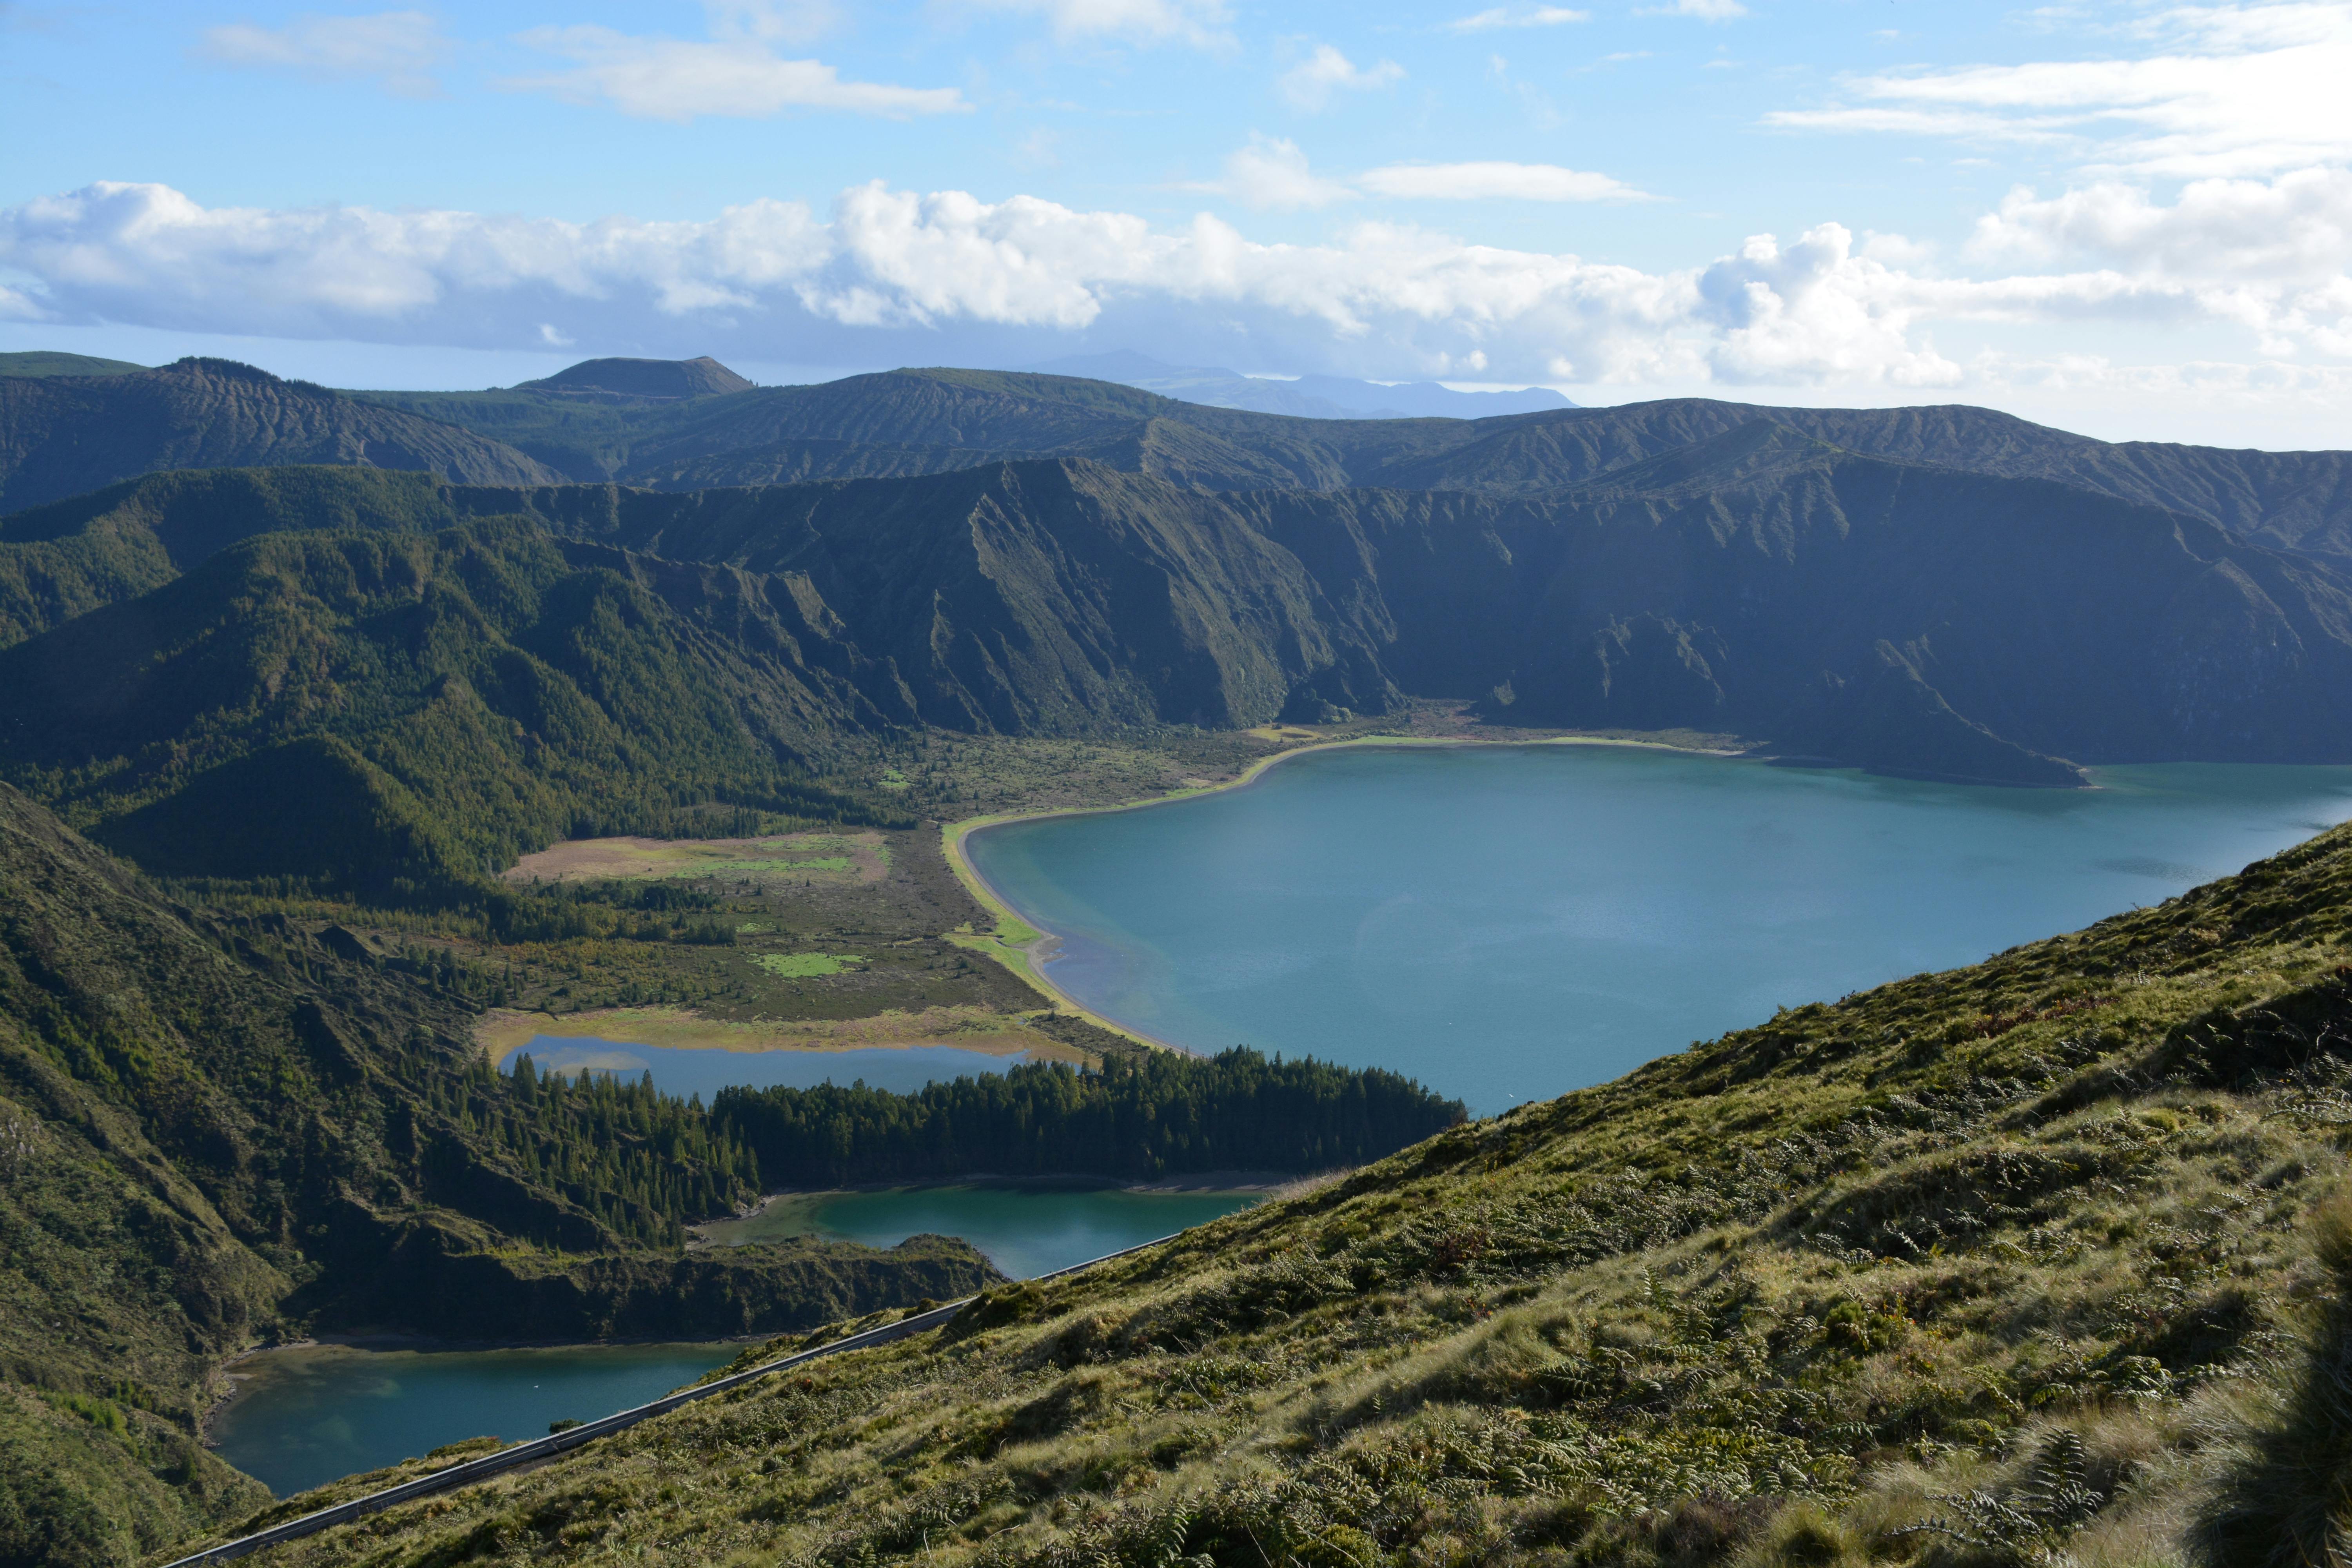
top-left (0, 781), bottom-right (998, 1565)
top-left (0, 358), bottom-right (561, 514)
top-left (487, 435), bottom-right (2352, 780)
top-left (1383, 398), bottom-right (2352, 557)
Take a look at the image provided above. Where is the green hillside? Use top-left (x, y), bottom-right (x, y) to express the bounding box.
top-left (0, 359), bottom-right (559, 514)
top-left (0, 351), bottom-right (147, 379)
top-left (154, 809), bottom-right (2352, 1568)
top-left (0, 780), bottom-right (1004, 1566)
top-left (0, 516), bottom-right (901, 902)
top-left (0, 465), bottom-right (461, 648)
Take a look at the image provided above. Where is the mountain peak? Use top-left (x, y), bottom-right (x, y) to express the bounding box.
top-left (524, 356), bottom-right (753, 399)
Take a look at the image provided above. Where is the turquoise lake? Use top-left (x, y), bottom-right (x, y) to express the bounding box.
top-left (967, 745), bottom-right (2352, 1115)
top-left (211, 1341), bottom-right (736, 1498)
top-left (699, 1184), bottom-right (1263, 1278)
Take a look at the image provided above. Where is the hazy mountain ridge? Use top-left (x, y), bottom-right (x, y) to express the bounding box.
top-left (0, 358), bottom-right (561, 514)
top-left (345, 359), bottom-right (2352, 557)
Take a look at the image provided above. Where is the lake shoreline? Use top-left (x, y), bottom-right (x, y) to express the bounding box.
top-left (941, 728), bottom-right (1748, 1051)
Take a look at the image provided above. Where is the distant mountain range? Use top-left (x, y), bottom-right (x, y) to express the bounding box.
top-left (0, 356), bottom-right (559, 512)
top-left (3, 351), bottom-right (2351, 810)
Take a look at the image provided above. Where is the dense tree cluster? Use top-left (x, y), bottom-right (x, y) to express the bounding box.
top-left (709, 1047), bottom-right (1465, 1187)
top-left (467, 1056), bottom-right (760, 1246)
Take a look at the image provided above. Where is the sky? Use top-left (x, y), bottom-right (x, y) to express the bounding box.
top-left (4, 0), bottom-right (2351, 446)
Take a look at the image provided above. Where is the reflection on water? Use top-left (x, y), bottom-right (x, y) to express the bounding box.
top-left (211, 1341), bottom-right (735, 1498)
top-left (702, 1184), bottom-right (1262, 1279)
top-left (498, 1037), bottom-right (1030, 1099)
top-left (970, 748), bottom-right (2352, 1115)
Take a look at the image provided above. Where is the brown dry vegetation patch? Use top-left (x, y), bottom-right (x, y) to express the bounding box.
top-left (504, 831), bottom-right (889, 889)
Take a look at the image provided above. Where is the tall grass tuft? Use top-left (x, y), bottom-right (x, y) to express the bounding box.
top-left (2195, 1191), bottom-right (2352, 1566)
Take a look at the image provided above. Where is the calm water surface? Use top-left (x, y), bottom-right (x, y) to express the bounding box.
top-left (211, 1342), bottom-right (735, 1497)
top-left (969, 746), bottom-right (2352, 1114)
top-left (701, 1185), bottom-right (1261, 1278)
top-left (498, 1038), bottom-right (1031, 1098)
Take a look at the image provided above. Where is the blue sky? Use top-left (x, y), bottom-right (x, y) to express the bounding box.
top-left (5, 0), bottom-right (2351, 445)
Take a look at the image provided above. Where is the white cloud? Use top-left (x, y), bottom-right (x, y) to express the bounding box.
top-left (937, 0), bottom-right (1232, 47)
top-left (1447, 6), bottom-right (1590, 30)
top-left (1636, 0), bottom-right (1747, 19)
top-left (1279, 45), bottom-right (1405, 113)
top-left (505, 24), bottom-right (966, 120)
top-left (1765, 2), bottom-right (2352, 177)
top-left (197, 9), bottom-right (448, 98)
top-left (705, 0), bottom-right (842, 44)
top-left (11, 178), bottom-right (2332, 394)
top-left (1967, 167), bottom-right (2352, 354)
top-left (1359, 161), bottom-right (1656, 201)
top-left (1187, 136), bottom-right (1356, 210)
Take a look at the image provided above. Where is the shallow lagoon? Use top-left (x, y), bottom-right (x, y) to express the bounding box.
top-left (700, 1184), bottom-right (1262, 1278)
top-left (968, 746), bottom-right (2352, 1114)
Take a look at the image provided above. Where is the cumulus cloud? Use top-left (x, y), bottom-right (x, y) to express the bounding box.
top-left (1765, 2), bottom-right (2352, 177)
top-left (1447, 7), bottom-right (1590, 30)
top-left (1358, 162), bottom-right (1656, 201)
top-left (197, 9), bottom-right (449, 98)
top-left (503, 15), bottom-right (965, 120)
top-left (9, 178), bottom-right (2334, 391)
top-left (938, 0), bottom-right (1232, 47)
top-left (1279, 45), bottom-right (1404, 113)
top-left (1967, 167), bottom-right (2352, 355)
top-left (1187, 136), bottom-right (1356, 210)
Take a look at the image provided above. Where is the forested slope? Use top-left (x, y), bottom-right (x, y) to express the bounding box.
top-left (0, 782), bottom-right (1001, 1566)
top-left (170, 806), bottom-right (2352, 1568)
top-left (0, 516), bottom-right (903, 901)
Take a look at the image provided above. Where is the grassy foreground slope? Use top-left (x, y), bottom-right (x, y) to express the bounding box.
top-left (211, 819), bottom-right (2352, 1568)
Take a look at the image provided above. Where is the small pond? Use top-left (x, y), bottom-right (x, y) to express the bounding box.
top-left (211, 1341), bottom-right (737, 1498)
top-left (701, 1183), bottom-right (1264, 1279)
